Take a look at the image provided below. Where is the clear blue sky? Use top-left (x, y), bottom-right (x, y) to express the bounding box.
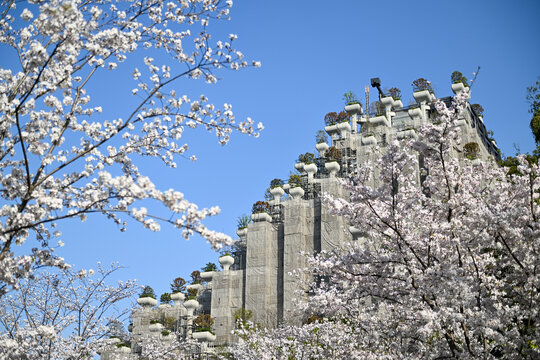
top-left (34, 0), bottom-right (540, 300)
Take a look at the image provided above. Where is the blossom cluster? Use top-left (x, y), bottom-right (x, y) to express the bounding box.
top-left (0, 0), bottom-right (262, 291)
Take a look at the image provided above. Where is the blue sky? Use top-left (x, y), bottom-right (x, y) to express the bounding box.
top-left (12, 0), bottom-right (539, 302)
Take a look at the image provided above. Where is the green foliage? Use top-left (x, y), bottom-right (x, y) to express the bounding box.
top-left (252, 201), bottom-right (270, 214)
top-left (297, 152), bottom-right (315, 164)
top-left (451, 70), bottom-right (469, 87)
top-left (186, 287), bottom-right (198, 300)
top-left (190, 270), bottom-right (201, 284)
top-left (159, 292), bottom-right (171, 304)
top-left (388, 87), bottom-right (402, 100)
top-left (116, 342), bottom-right (130, 348)
top-left (500, 148), bottom-right (540, 176)
top-left (202, 262), bottom-right (218, 272)
top-left (471, 104), bottom-right (484, 116)
top-left (139, 286), bottom-right (155, 299)
top-left (464, 142), bottom-right (480, 160)
top-left (343, 91), bottom-right (361, 106)
top-left (270, 178), bottom-right (284, 189)
top-left (288, 174), bottom-right (302, 188)
top-left (170, 277), bottom-right (186, 294)
top-left (150, 319), bottom-right (161, 324)
top-left (326, 146), bottom-right (341, 162)
top-left (526, 76), bottom-right (540, 115)
top-left (315, 130), bottom-right (328, 144)
top-left (412, 77), bottom-right (433, 92)
top-left (234, 308), bottom-right (253, 329)
top-left (161, 329), bottom-right (170, 336)
top-left (531, 110), bottom-right (540, 145)
top-left (236, 214), bottom-right (251, 229)
top-left (194, 313), bottom-right (214, 330)
top-left (162, 316), bottom-right (177, 330)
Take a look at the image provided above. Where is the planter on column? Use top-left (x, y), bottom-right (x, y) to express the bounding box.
top-left (186, 283), bottom-right (203, 293)
top-left (413, 90), bottom-right (432, 105)
top-left (408, 108), bottom-right (423, 122)
top-left (270, 187), bottom-right (285, 202)
top-left (368, 115), bottom-right (390, 127)
top-left (294, 162), bottom-right (305, 173)
top-left (361, 135), bottom-right (377, 146)
top-left (289, 186), bottom-right (304, 200)
top-left (380, 96), bottom-right (395, 112)
top-left (344, 103), bottom-right (363, 115)
top-left (149, 323), bottom-right (164, 333)
top-left (192, 331), bottom-right (216, 342)
top-left (451, 82), bottom-right (469, 95)
top-left (183, 299), bottom-right (199, 316)
top-left (337, 122), bottom-right (351, 137)
top-left (315, 142), bottom-right (329, 157)
top-left (170, 292), bottom-right (185, 307)
top-left (219, 254), bottom-right (234, 272)
top-left (324, 161), bottom-right (340, 177)
top-left (324, 124), bottom-right (339, 137)
top-left (303, 163), bottom-right (317, 181)
top-left (137, 297), bottom-right (157, 309)
top-left (251, 212), bottom-right (272, 222)
top-left (396, 129), bottom-right (417, 140)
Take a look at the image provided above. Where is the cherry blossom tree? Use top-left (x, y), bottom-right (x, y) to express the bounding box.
top-left (0, 0), bottom-right (262, 294)
top-left (0, 263), bottom-right (138, 359)
top-left (234, 94), bottom-right (539, 359)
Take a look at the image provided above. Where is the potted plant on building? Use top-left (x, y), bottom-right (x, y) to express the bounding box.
top-left (324, 111), bottom-right (346, 136)
top-left (389, 87), bottom-right (403, 108)
top-left (137, 286), bottom-right (157, 308)
top-left (170, 277), bottom-right (186, 306)
top-left (149, 319), bottom-right (164, 332)
top-left (193, 314), bottom-right (216, 342)
top-left (236, 214), bottom-right (250, 238)
top-left (412, 77), bottom-right (434, 104)
top-left (200, 262), bottom-right (217, 283)
top-left (298, 153), bottom-right (317, 179)
top-left (325, 146), bottom-right (341, 176)
top-left (251, 200), bottom-right (272, 222)
top-left (343, 91), bottom-right (363, 115)
top-left (288, 174), bottom-right (304, 199)
top-left (451, 71), bottom-right (470, 95)
top-left (218, 253), bottom-right (235, 271)
top-left (268, 178), bottom-right (285, 202)
top-left (315, 130), bottom-right (329, 155)
top-left (183, 287), bottom-right (199, 314)
top-left (159, 292), bottom-right (171, 308)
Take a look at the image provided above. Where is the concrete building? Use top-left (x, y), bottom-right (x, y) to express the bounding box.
top-left (102, 82), bottom-right (499, 358)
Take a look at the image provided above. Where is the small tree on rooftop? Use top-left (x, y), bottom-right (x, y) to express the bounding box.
top-left (270, 179), bottom-right (284, 189)
top-left (288, 174), bottom-right (302, 188)
top-left (252, 201), bottom-right (271, 214)
top-left (412, 77), bottom-right (433, 92)
top-left (451, 70), bottom-right (469, 87)
top-left (202, 262), bottom-right (218, 272)
top-left (194, 314), bottom-right (214, 332)
top-left (298, 153), bottom-right (315, 164)
top-left (343, 91), bottom-right (361, 105)
top-left (326, 147), bottom-right (342, 162)
top-left (170, 277), bottom-right (186, 294)
top-left (190, 270), bottom-right (202, 284)
top-left (140, 286), bottom-right (156, 299)
top-left (160, 292), bottom-right (171, 304)
top-left (315, 130), bottom-right (328, 144)
top-left (388, 87), bottom-right (402, 100)
top-left (237, 214), bottom-right (251, 230)
top-left (471, 104), bottom-right (484, 116)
